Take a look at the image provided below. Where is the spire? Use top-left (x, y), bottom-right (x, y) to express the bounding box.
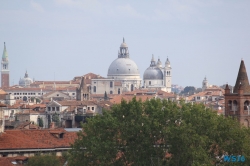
top-left (151, 54), bottom-right (155, 61)
top-left (123, 37), bottom-right (125, 43)
top-left (233, 60), bottom-right (250, 93)
top-left (2, 42), bottom-right (8, 61)
top-left (165, 57), bottom-right (171, 68)
top-left (157, 56), bottom-right (162, 68)
top-left (150, 54), bottom-right (156, 67)
top-left (24, 70), bottom-right (28, 78)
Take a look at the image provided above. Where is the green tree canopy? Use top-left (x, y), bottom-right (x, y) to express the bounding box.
top-left (27, 154), bottom-right (60, 166)
top-left (68, 98), bottom-right (250, 166)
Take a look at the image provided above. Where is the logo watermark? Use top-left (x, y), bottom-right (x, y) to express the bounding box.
top-left (223, 155), bottom-right (245, 162)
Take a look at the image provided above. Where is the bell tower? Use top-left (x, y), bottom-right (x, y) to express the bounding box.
top-left (1, 42), bottom-right (9, 88)
top-left (202, 76), bottom-right (209, 91)
top-left (164, 57), bottom-right (172, 92)
top-left (224, 60), bottom-right (250, 127)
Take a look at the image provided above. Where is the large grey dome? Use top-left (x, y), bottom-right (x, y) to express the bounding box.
top-left (108, 58), bottom-right (140, 77)
top-left (19, 71), bottom-right (33, 87)
top-left (143, 67), bottom-right (163, 80)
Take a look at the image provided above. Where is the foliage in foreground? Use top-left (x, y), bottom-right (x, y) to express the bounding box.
top-left (27, 154), bottom-right (60, 166)
top-left (68, 98), bottom-right (250, 166)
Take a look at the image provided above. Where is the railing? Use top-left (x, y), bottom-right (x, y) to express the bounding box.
top-left (63, 115), bottom-right (73, 120)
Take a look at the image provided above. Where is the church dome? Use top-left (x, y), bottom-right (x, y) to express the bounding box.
top-left (143, 67), bottom-right (163, 80)
top-left (19, 71), bottom-right (33, 87)
top-left (107, 38), bottom-right (140, 78)
top-left (108, 58), bottom-right (140, 77)
top-left (143, 54), bottom-right (163, 80)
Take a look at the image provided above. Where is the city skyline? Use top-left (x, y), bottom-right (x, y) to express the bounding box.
top-left (1, 0), bottom-right (250, 88)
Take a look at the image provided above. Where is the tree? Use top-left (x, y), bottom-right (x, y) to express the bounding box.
top-left (104, 91), bottom-right (108, 101)
top-left (68, 98), bottom-right (250, 166)
top-left (52, 113), bottom-right (60, 126)
top-left (38, 117), bottom-right (43, 127)
top-left (27, 154), bottom-right (60, 166)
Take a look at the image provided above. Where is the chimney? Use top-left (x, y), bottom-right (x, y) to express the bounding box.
top-left (225, 84), bottom-right (230, 94)
top-left (50, 122), bottom-right (55, 129)
top-left (238, 83), bottom-right (243, 95)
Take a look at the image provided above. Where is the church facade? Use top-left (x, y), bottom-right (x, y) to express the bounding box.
top-left (90, 38), bottom-right (173, 95)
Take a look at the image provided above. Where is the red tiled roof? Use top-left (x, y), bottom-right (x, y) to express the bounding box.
top-left (0, 129), bottom-right (77, 150)
top-left (110, 95), bottom-right (155, 104)
top-left (0, 156), bottom-right (28, 166)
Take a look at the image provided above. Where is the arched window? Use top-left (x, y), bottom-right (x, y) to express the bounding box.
top-left (118, 88), bottom-right (120, 94)
top-left (228, 100), bottom-right (232, 111)
top-left (131, 84), bottom-right (134, 91)
top-left (110, 91), bottom-right (113, 94)
top-left (244, 100), bottom-right (250, 110)
top-left (169, 71), bottom-right (171, 75)
top-left (93, 86), bottom-right (96, 92)
top-left (232, 100), bottom-right (238, 112)
top-left (23, 96), bottom-right (27, 101)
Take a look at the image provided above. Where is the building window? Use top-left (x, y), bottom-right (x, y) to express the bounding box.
top-left (88, 107), bottom-right (90, 110)
top-left (149, 81), bottom-right (151, 85)
top-left (232, 100), bottom-right (238, 112)
top-left (118, 88), bottom-right (120, 94)
top-left (131, 84), bottom-right (134, 91)
top-left (110, 81), bottom-right (113, 88)
top-left (72, 93), bottom-right (75, 95)
top-left (52, 107), bottom-right (55, 111)
top-left (56, 107), bottom-right (59, 111)
top-left (57, 94), bottom-right (59, 96)
top-left (93, 86), bottom-right (96, 92)
top-left (92, 107), bottom-right (94, 110)
top-left (48, 107), bottom-right (51, 111)
top-left (244, 100), bottom-right (250, 110)
top-left (110, 91), bottom-right (113, 94)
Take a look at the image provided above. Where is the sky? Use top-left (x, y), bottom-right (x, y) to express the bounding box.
top-left (1, 0), bottom-right (250, 88)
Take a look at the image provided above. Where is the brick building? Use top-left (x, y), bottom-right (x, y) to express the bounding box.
top-left (224, 60), bottom-right (250, 127)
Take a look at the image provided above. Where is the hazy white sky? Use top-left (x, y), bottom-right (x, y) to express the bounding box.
top-left (1, 0), bottom-right (250, 88)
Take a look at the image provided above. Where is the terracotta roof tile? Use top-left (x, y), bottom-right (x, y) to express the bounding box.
top-left (0, 129), bottom-right (77, 150)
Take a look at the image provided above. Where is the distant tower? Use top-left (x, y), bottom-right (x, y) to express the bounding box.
top-left (202, 76), bottom-right (209, 91)
top-left (164, 57), bottom-right (172, 92)
top-left (1, 42), bottom-right (9, 88)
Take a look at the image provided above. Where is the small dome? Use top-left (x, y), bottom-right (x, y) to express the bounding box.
top-left (143, 67), bottom-right (163, 80)
top-left (108, 58), bottom-right (140, 77)
top-left (120, 42), bottom-right (128, 48)
top-left (120, 37), bottom-right (128, 48)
